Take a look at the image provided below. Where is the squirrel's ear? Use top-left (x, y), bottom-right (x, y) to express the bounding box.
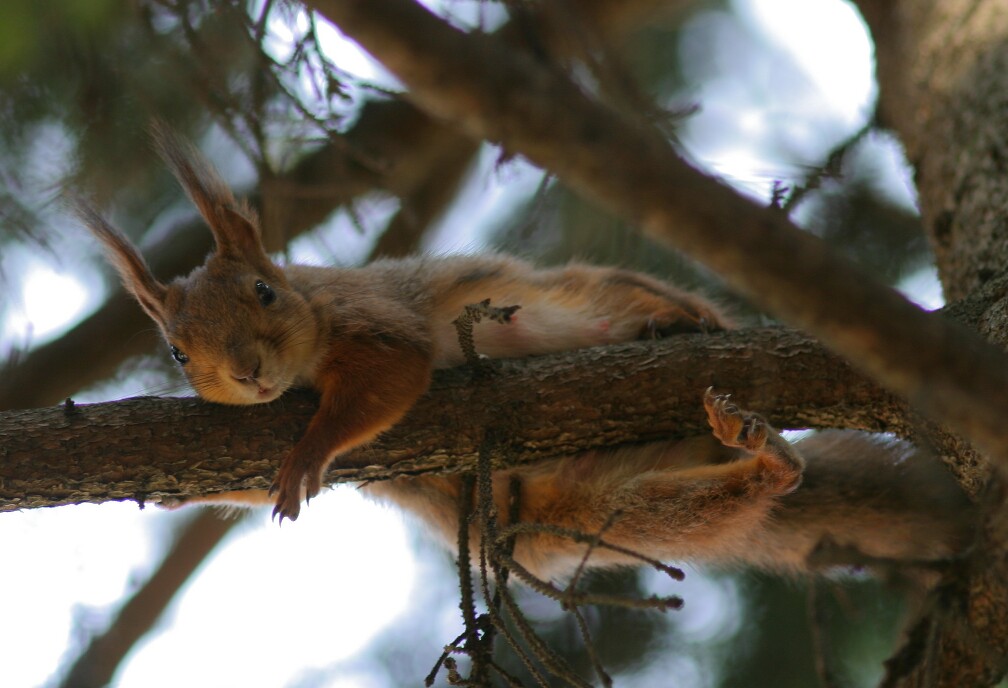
top-left (70, 198), bottom-right (170, 327)
top-left (151, 122), bottom-right (271, 268)
top-left (212, 205), bottom-right (273, 268)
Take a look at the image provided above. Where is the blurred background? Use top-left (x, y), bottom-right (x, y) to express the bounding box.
top-left (0, 0), bottom-right (941, 686)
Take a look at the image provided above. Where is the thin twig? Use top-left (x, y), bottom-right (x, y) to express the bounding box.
top-left (470, 435), bottom-right (498, 685)
top-left (563, 509), bottom-right (623, 598)
top-left (782, 121), bottom-right (872, 213)
top-left (571, 605), bottom-right (613, 688)
top-left (496, 522), bottom-right (685, 582)
top-left (495, 569), bottom-right (593, 688)
top-left (478, 435), bottom-right (552, 687)
top-left (501, 553), bottom-right (682, 612)
top-left (456, 473), bottom-right (480, 670)
top-left (425, 630), bottom-right (468, 687)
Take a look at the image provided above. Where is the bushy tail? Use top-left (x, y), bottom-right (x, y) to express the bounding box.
top-left (754, 431), bottom-right (977, 575)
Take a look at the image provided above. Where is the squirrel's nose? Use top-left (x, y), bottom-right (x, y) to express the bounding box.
top-left (231, 361), bottom-right (261, 382)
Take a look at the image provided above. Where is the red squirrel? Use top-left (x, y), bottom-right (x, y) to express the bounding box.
top-left (74, 129), bottom-right (975, 580)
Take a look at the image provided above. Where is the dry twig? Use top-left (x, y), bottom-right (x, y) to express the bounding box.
top-left (452, 299), bottom-right (522, 367)
top-left (423, 313), bottom-right (688, 685)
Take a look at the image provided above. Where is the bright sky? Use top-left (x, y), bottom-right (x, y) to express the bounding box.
top-left (0, 2), bottom-right (895, 686)
top-left (0, 254), bottom-right (89, 344)
top-left (114, 494), bottom-right (417, 687)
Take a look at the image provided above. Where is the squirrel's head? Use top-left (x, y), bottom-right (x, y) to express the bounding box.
top-left (73, 126), bottom-right (319, 405)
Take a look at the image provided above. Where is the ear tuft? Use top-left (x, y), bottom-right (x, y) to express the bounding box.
top-left (67, 194), bottom-right (169, 327)
top-left (150, 121), bottom-right (269, 266)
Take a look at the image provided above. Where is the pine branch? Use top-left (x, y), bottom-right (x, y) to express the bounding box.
top-left (0, 329), bottom-right (898, 513)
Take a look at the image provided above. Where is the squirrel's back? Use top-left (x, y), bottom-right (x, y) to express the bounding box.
top-left (285, 253), bottom-right (727, 369)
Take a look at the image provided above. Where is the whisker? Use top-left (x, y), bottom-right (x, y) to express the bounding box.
top-left (136, 380), bottom-right (194, 397)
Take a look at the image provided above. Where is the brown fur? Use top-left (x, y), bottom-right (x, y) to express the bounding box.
top-left (75, 130), bottom-right (976, 578)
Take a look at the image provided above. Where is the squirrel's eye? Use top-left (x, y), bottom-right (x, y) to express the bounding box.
top-left (255, 280), bottom-right (276, 306)
top-left (170, 345), bottom-right (189, 365)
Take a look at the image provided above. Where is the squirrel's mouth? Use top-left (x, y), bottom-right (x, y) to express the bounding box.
top-left (231, 375), bottom-right (279, 402)
top-left (225, 362), bottom-right (285, 402)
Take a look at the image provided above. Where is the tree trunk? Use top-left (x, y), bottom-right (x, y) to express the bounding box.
top-left (857, 2), bottom-right (1008, 685)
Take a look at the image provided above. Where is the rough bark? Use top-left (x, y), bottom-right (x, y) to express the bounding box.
top-left (861, 1), bottom-right (1008, 303)
top-left (855, 2), bottom-right (1008, 686)
top-left (0, 328), bottom-right (901, 512)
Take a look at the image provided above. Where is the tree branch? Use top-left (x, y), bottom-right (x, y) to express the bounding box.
top-left (856, 1), bottom-right (1008, 301)
top-left (304, 0), bottom-right (1008, 466)
top-left (0, 329), bottom-right (897, 512)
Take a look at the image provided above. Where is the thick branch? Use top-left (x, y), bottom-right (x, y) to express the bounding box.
top-left (850, 4), bottom-right (1008, 686)
top-left (305, 0), bottom-right (1008, 465)
top-left (0, 329), bottom-right (897, 512)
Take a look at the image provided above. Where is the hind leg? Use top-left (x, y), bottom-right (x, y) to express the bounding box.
top-left (494, 389), bottom-right (806, 576)
top-left (702, 387), bottom-right (804, 491)
top-left (582, 266), bottom-right (731, 339)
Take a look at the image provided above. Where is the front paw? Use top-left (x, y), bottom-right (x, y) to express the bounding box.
top-left (269, 452), bottom-right (328, 523)
top-left (269, 463), bottom-right (304, 523)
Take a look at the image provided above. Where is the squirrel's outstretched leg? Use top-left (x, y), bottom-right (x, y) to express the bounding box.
top-left (505, 389), bottom-right (804, 577)
top-left (701, 387), bottom-right (804, 493)
top-left (270, 337), bottom-right (433, 522)
top-left (366, 389), bottom-right (805, 579)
